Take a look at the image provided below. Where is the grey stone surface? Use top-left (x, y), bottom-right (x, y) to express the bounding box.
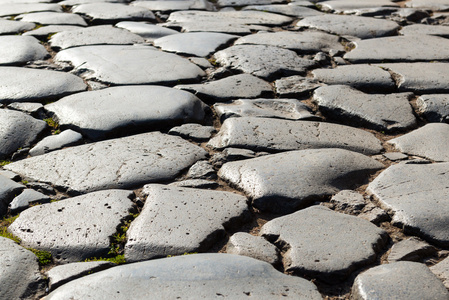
top-left (46, 86), bottom-right (207, 141)
top-left (55, 45), bottom-right (205, 85)
top-left (177, 74), bottom-right (273, 101)
top-left (0, 36), bottom-right (48, 65)
top-left (6, 132), bottom-right (206, 194)
top-left (318, 0), bottom-right (399, 13)
top-left (358, 203), bottom-right (389, 224)
top-left (297, 14), bottom-right (400, 39)
top-left (226, 232), bottom-right (279, 265)
top-left (260, 206), bottom-right (387, 281)
top-left (125, 185), bottom-right (249, 262)
top-left (400, 24), bottom-right (449, 37)
top-left (115, 22), bottom-right (179, 41)
top-left (243, 4), bottom-right (324, 18)
top-left (352, 262), bottom-right (449, 300)
top-left (331, 190), bottom-right (365, 214)
top-left (0, 109), bottom-right (46, 159)
top-left (314, 85), bottom-right (416, 131)
top-left (208, 117), bottom-right (383, 155)
top-left (0, 19), bottom-right (35, 34)
top-left (186, 161), bottom-right (216, 180)
top-left (345, 36), bottom-right (449, 63)
top-left (430, 256), bottom-right (449, 289)
top-left (0, 3), bottom-right (61, 17)
top-left (7, 102), bottom-right (44, 117)
top-left (29, 129), bottom-right (83, 157)
top-left (131, 0), bottom-right (215, 12)
top-left (214, 45), bottom-right (316, 80)
top-left (0, 237), bottom-right (44, 300)
top-left (9, 190), bottom-right (134, 263)
top-left (387, 123), bottom-right (449, 162)
top-left (0, 67), bottom-right (86, 104)
top-left (406, 0), bottom-right (449, 10)
top-left (367, 162), bottom-right (449, 246)
top-left (169, 179), bottom-right (219, 189)
top-left (45, 254), bottom-right (322, 299)
top-left (59, 0), bottom-right (126, 5)
top-left (9, 189), bottom-right (50, 214)
top-left (218, 0), bottom-right (284, 6)
top-left (417, 94), bottom-right (449, 122)
top-left (23, 25), bottom-right (84, 38)
top-left (387, 237), bottom-right (436, 262)
top-left (274, 75), bottom-right (323, 97)
top-left (312, 65), bottom-right (395, 92)
top-left (16, 12), bottom-right (87, 26)
top-left (0, 170), bottom-right (20, 181)
top-left (234, 31), bottom-right (343, 54)
top-left (47, 261), bottom-right (115, 291)
top-left (219, 148), bottom-right (383, 213)
top-left (383, 152), bottom-right (408, 161)
top-left (73, 3), bottom-right (155, 23)
top-left (214, 98), bottom-right (317, 121)
top-left (50, 25), bottom-right (144, 49)
top-left (168, 123), bottom-right (215, 141)
top-left (0, 174), bottom-right (24, 216)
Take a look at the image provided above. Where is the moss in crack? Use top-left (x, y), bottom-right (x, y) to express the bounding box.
top-left (0, 215), bottom-right (20, 244)
top-left (43, 117), bottom-right (60, 135)
top-left (27, 248), bottom-right (53, 266)
top-left (0, 160), bottom-right (11, 167)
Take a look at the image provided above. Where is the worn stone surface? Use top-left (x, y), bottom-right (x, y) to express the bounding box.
top-left (219, 148), bottom-right (383, 213)
top-left (23, 25), bottom-right (84, 38)
top-left (169, 179), bottom-right (219, 189)
top-left (383, 152), bottom-right (408, 161)
top-left (186, 161), bottom-right (216, 180)
top-left (417, 94), bottom-right (449, 122)
top-left (0, 174), bottom-right (24, 216)
top-left (331, 190), bottom-right (365, 214)
top-left (0, 36), bottom-right (48, 65)
top-left (226, 232), bottom-right (279, 265)
top-left (318, 0), bottom-right (399, 13)
top-left (72, 3), bottom-right (156, 23)
top-left (131, 0), bottom-right (215, 12)
top-left (5, 132), bottom-right (207, 194)
top-left (387, 237), bottom-right (436, 262)
top-left (168, 123), bottom-right (215, 141)
top-left (400, 24), bottom-right (449, 37)
top-left (352, 262), bottom-right (449, 299)
top-left (218, 0), bottom-right (284, 7)
top-left (9, 190), bottom-right (134, 263)
top-left (9, 189), bottom-right (50, 214)
top-left (274, 75), bottom-right (323, 97)
top-left (116, 21), bottom-right (179, 41)
top-left (0, 19), bottom-right (35, 34)
top-left (430, 256), bottom-right (449, 289)
top-left (260, 206), bottom-right (387, 281)
top-left (406, 0), bottom-right (449, 10)
top-left (208, 117), bottom-right (383, 155)
top-left (243, 4), bottom-right (324, 18)
top-left (7, 102), bottom-right (44, 117)
top-left (29, 129), bottom-right (83, 157)
top-left (55, 45), bottom-right (205, 85)
top-left (0, 3), bottom-right (61, 17)
top-left (16, 12), bottom-right (87, 26)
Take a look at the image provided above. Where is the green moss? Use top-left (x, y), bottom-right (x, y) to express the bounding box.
top-left (84, 255), bottom-right (126, 265)
top-left (27, 248), bottom-right (53, 266)
top-left (167, 252), bottom-right (198, 258)
top-left (0, 215), bottom-right (21, 243)
top-left (0, 160), bottom-right (11, 167)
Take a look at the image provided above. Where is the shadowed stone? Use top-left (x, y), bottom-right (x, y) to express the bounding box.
top-left (208, 117), bottom-right (383, 155)
top-left (116, 22), bottom-right (179, 41)
top-left (9, 189), bottom-right (50, 214)
top-left (55, 45), bottom-right (206, 85)
top-left (45, 254), bottom-right (322, 299)
top-left (367, 162), bottom-right (449, 246)
top-left (387, 237), bottom-right (436, 263)
top-left (226, 232), bottom-right (279, 265)
top-left (219, 148), bottom-right (383, 213)
top-left (243, 4), bottom-right (324, 18)
top-left (0, 4), bottom-right (61, 17)
top-left (331, 190), bottom-right (365, 214)
top-left (0, 19), bottom-right (35, 34)
top-left (5, 132), bottom-right (207, 194)
top-left (23, 25), bottom-right (83, 38)
top-left (186, 161), bottom-right (216, 179)
top-left (16, 12), bottom-right (87, 26)
top-left (29, 129), bottom-right (83, 157)
top-left (168, 124), bottom-right (215, 141)
top-left (400, 24), bottom-right (449, 37)
top-left (0, 174), bottom-right (25, 216)
top-left (125, 185), bottom-right (249, 262)
top-left (387, 123), bottom-right (449, 162)
top-left (352, 262), bottom-right (449, 299)
top-left (73, 3), bottom-right (156, 23)
top-left (274, 75), bottom-right (323, 97)
top-left (131, 0), bottom-right (215, 12)
top-left (261, 206), bottom-right (387, 281)
top-left (9, 190), bottom-right (134, 263)
top-left (214, 45), bottom-right (316, 80)
top-left (431, 257), bottom-right (449, 289)
top-left (416, 94), bottom-right (449, 122)
top-left (0, 36), bottom-right (48, 65)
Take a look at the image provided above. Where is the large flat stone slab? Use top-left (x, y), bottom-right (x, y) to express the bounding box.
top-left (125, 185), bottom-right (249, 262)
top-left (0, 36), bottom-right (48, 65)
top-left (274, 75), bottom-right (323, 97)
top-left (55, 45), bottom-right (205, 85)
top-left (0, 3), bottom-right (61, 17)
top-left (45, 86), bottom-right (207, 140)
top-left (23, 25), bottom-right (84, 38)
top-left (72, 3), bottom-right (155, 23)
top-left (400, 24), bottom-right (449, 37)
top-left (218, 0), bottom-right (284, 7)
top-left (260, 206), bottom-right (387, 281)
top-left (29, 129), bottom-right (83, 157)
top-left (242, 4), bottom-right (324, 18)
top-left (219, 148), bottom-right (383, 213)
top-left (417, 94), bottom-right (449, 122)
top-left (9, 190), bottom-right (134, 263)
top-left (367, 162), bottom-right (449, 246)
top-left (0, 19), bottom-right (35, 34)
top-left (208, 117), bottom-right (383, 155)
top-left (214, 45), bottom-right (316, 80)
top-left (406, 0), bottom-right (449, 10)
top-left (131, 0), bottom-right (214, 12)
top-left (0, 174), bottom-right (25, 216)
top-left (226, 232), bottom-right (279, 265)
top-left (430, 256), bottom-right (449, 289)
top-left (318, 0), bottom-right (399, 12)
top-left (116, 21), bottom-right (179, 41)
top-left (0, 67), bottom-right (86, 103)
top-left (5, 132), bottom-right (207, 194)
top-left (45, 254), bottom-right (322, 299)
top-left (16, 12), bottom-right (87, 26)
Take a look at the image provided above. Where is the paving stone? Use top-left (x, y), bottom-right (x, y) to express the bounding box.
top-left (9, 189), bottom-right (50, 214)
top-left (115, 21), bottom-right (179, 41)
top-left (23, 25), bottom-right (84, 38)
top-left (5, 132), bottom-right (207, 194)
top-left (331, 190), bottom-right (365, 214)
top-left (297, 14), bottom-right (400, 39)
top-left (274, 75), bottom-right (323, 97)
top-left (125, 185), bottom-right (249, 262)
top-left (0, 170), bottom-right (20, 181)
top-left (168, 124), bottom-right (215, 141)
top-left (376, 63), bottom-right (449, 93)
top-left (318, 0), bottom-right (399, 13)
top-left (234, 31), bottom-right (344, 54)
top-left (312, 65), bottom-right (395, 92)
top-left (16, 12), bottom-right (87, 26)
top-left (131, 0), bottom-right (215, 12)
top-left (176, 74), bottom-right (273, 102)
top-left (345, 35), bottom-right (449, 63)
top-left (7, 102), bottom-right (44, 117)
top-left (242, 4), bottom-right (324, 18)
top-left (0, 19), bottom-right (35, 34)
top-left (46, 86), bottom-right (207, 141)
top-left (219, 148), bottom-right (383, 213)
top-left (59, 0), bottom-right (126, 5)
top-left (186, 161), bottom-right (216, 180)
top-left (352, 262), bottom-right (449, 299)
top-left (388, 237), bottom-right (437, 263)
top-left (226, 232), bottom-right (279, 265)
top-left (214, 98), bottom-right (317, 121)
top-left (47, 261), bottom-right (115, 291)
top-left (29, 129), bottom-right (83, 157)
top-left (314, 85), bottom-right (416, 131)
top-left (168, 179), bottom-right (219, 189)
top-left (9, 190), bottom-right (134, 263)
top-left (0, 237), bottom-right (44, 299)
top-left (50, 25), bottom-right (144, 49)
top-left (214, 45), bottom-right (316, 80)
top-left (45, 253), bottom-right (322, 299)
top-left (387, 123), bottom-right (449, 162)
top-left (218, 0), bottom-right (284, 7)
top-left (358, 204), bottom-right (389, 224)
top-left (383, 152), bottom-right (408, 161)
top-left (406, 0), bottom-right (449, 10)
top-left (260, 206), bottom-right (387, 281)
top-left (400, 24), bottom-right (449, 37)
top-left (208, 117), bottom-right (383, 155)
top-left (164, 10), bottom-right (292, 34)
top-left (0, 109), bottom-right (46, 159)
top-left (430, 256), bottom-right (449, 289)
top-left (55, 45), bottom-right (206, 85)
top-left (0, 36), bottom-right (48, 65)
top-left (223, 147), bottom-right (256, 160)
top-left (0, 3), bottom-right (61, 17)
top-left (0, 67), bottom-right (86, 104)
top-left (416, 94), bottom-right (449, 122)
top-left (0, 174), bottom-right (24, 216)
top-left (154, 32), bottom-right (238, 57)
top-left (72, 3), bottom-right (156, 23)
top-left (367, 162), bottom-right (449, 246)
top-left (391, 8), bottom-right (430, 22)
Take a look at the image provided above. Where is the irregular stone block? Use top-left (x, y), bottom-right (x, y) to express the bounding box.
top-left (331, 190), bottom-right (365, 214)
top-left (23, 25), bottom-right (84, 38)
top-left (168, 124), bottom-right (215, 142)
top-left (226, 232), bottom-right (279, 265)
top-left (0, 174), bottom-right (24, 216)
top-left (29, 129), bottom-right (83, 157)
top-left (73, 3), bottom-right (155, 23)
top-left (400, 24), bottom-right (449, 37)
top-left (242, 4), bottom-right (324, 18)
top-left (131, 0), bottom-right (215, 12)
top-left (417, 94), bottom-right (449, 122)
top-left (387, 237), bottom-right (437, 263)
top-left (318, 0), bottom-right (399, 13)
top-left (274, 75), bottom-right (323, 97)
top-left (16, 12), bottom-right (87, 26)
top-left (218, 0), bottom-right (284, 7)
top-left (186, 161), bottom-right (216, 180)
top-left (9, 189), bottom-right (50, 214)
top-left (0, 36), bottom-right (48, 65)
top-left (116, 21), bottom-right (179, 41)
top-left (430, 256), bottom-right (449, 289)
top-left (0, 3), bottom-right (61, 17)
top-left (406, 0), bottom-right (449, 10)
top-left (169, 179), bottom-right (219, 189)
top-left (0, 19), bottom-right (35, 34)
